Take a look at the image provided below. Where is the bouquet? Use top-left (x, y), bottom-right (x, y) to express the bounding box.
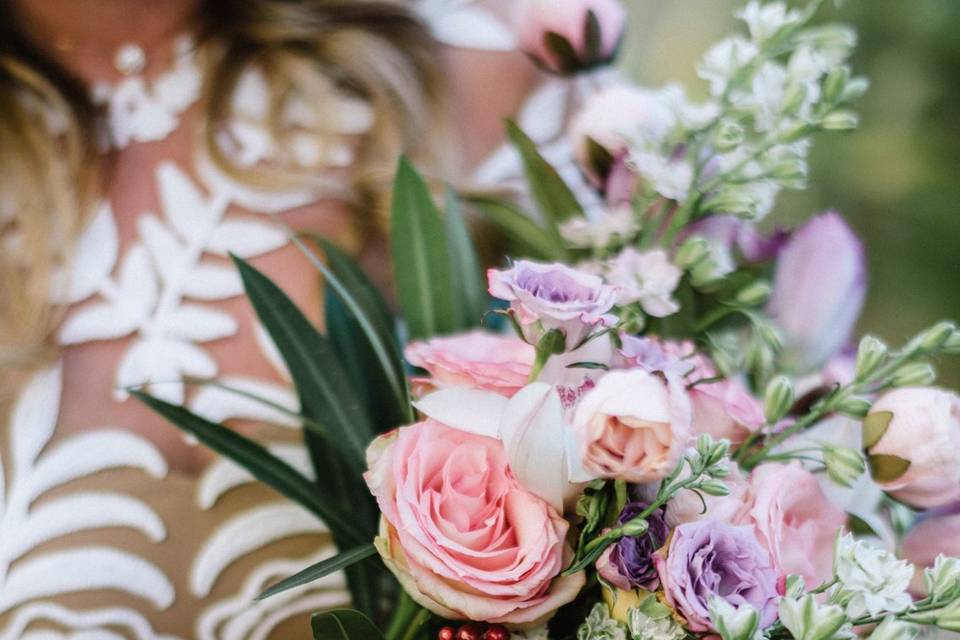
top-left (136, 1), bottom-right (960, 639)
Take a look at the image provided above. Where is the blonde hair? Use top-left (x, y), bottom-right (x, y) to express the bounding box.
top-left (0, 0), bottom-right (443, 382)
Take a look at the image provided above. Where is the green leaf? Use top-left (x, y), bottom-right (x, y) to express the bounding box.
top-left (505, 119), bottom-right (584, 229)
top-left (232, 255), bottom-right (373, 474)
top-left (258, 543), bottom-right (377, 600)
top-left (862, 410), bottom-right (893, 449)
top-left (543, 31), bottom-right (580, 72)
top-left (390, 157), bottom-right (458, 339)
top-left (311, 609), bottom-right (385, 640)
top-left (869, 453), bottom-right (912, 482)
top-left (444, 186), bottom-right (487, 328)
top-left (847, 513), bottom-right (879, 537)
top-left (294, 234), bottom-right (412, 428)
top-left (583, 10), bottom-right (602, 60)
top-left (130, 390), bottom-right (364, 546)
top-left (464, 195), bottom-right (563, 261)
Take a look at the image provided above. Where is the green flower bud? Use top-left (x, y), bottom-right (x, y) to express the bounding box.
top-left (735, 281), bottom-right (772, 307)
top-left (779, 595), bottom-right (848, 640)
top-left (868, 617), bottom-right (918, 640)
top-left (708, 463), bottom-right (732, 479)
top-left (690, 258), bottom-right (727, 288)
top-left (837, 396), bottom-right (872, 418)
top-left (937, 600), bottom-right (960, 633)
top-left (714, 120), bottom-right (746, 152)
top-left (915, 321), bottom-right (957, 352)
top-left (710, 598), bottom-right (759, 640)
top-left (924, 555), bottom-right (960, 603)
top-left (764, 375), bottom-right (794, 424)
top-left (823, 66), bottom-right (851, 104)
top-left (821, 110), bottom-right (859, 132)
top-left (944, 330), bottom-right (960, 355)
top-left (782, 575), bottom-right (806, 599)
top-left (855, 335), bottom-right (888, 380)
top-left (822, 444), bottom-right (866, 488)
top-left (620, 516), bottom-right (650, 537)
top-left (890, 362), bottom-right (936, 388)
top-left (674, 236), bottom-right (710, 269)
top-left (840, 76), bottom-right (870, 102)
top-left (698, 479), bottom-right (731, 497)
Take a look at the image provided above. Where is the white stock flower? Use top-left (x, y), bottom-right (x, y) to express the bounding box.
top-left (709, 598), bottom-right (763, 640)
top-left (868, 617), bottom-right (919, 640)
top-left (605, 248), bottom-right (682, 317)
top-left (560, 205), bottom-right (639, 250)
top-left (578, 603), bottom-right (627, 640)
top-left (736, 1), bottom-right (802, 43)
top-left (698, 36), bottom-right (759, 97)
top-left (831, 533), bottom-right (913, 618)
top-left (628, 606), bottom-right (686, 640)
top-left (924, 555), bottom-right (960, 603)
top-left (779, 594), bottom-right (850, 640)
top-left (629, 151), bottom-right (694, 202)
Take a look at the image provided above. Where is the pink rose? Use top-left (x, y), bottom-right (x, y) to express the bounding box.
top-left (364, 420), bottom-right (585, 625)
top-left (746, 462), bottom-right (846, 588)
top-left (572, 369), bottom-right (691, 483)
top-left (405, 331), bottom-right (535, 397)
top-left (515, 0), bottom-right (626, 74)
top-left (866, 388), bottom-right (960, 509)
top-left (620, 337), bottom-right (764, 445)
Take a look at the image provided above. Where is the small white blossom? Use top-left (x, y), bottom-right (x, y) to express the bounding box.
top-left (868, 617), bottom-right (919, 640)
top-left (779, 594), bottom-right (851, 640)
top-left (578, 603), bottom-right (627, 640)
top-left (698, 36), bottom-right (759, 97)
top-left (831, 533), bottom-right (913, 618)
top-left (627, 592), bottom-right (686, 640)
top-left (736, 1), bottom-right (802, 43)
top-left (605, 248), bottom-right (682, 317)
top-left (924, 555), bottom-right (960, 603)
top-left (629, 151), bottom-right (694, 202)
top-left (560, 205), bottom-right (639, 250)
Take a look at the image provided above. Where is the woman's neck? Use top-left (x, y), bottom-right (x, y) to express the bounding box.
top-left (12, 0), bottom-right (203, 82)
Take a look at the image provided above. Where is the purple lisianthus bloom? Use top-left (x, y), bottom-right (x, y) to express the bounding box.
top-left (767, 212), bottom-right (866, 373)
top-left (654, 519), bottom-right (779, 632)
top-left (596, 501), bottom-right (669, 590)
top-left (487, 260), bottom-right (618, 350)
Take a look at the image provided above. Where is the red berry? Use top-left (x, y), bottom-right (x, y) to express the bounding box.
top-left (438, 627), bottom-right (456, 640)
top-left (456, 623), bottom-right (487, 640)
top-left (484, 625), bottom-right (511, 640)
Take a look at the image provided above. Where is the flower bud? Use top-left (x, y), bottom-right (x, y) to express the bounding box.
top-left (868, 617), bottom-right (918, 640)
top-left (823, 67), bottom-right (851, 104)
top-left (937, 600), bottom-right (960, 633)
top-left (837, 396), bottom-right (872, 418)
top-left (944, 330), bottom-right (960, 355)
top-left (779, 595), bottom-right (848, 640)
top-left (840, 76), bottom-right (870, 102)
top-left (914, 321), bottom-right (957, 353)
top-left (735, 281), bottom-right (772, 306)
top-left (698, 479), bottom-right (731, 497)
top-left (822, 444), bottom-right (866, 488)
top-left (764, 375), bottom-right (794, 424)
top-left (620, 516), bottom-right (650, 537)
top-left (710, 598), bottom-right (759, 640)
top-left (690, 258), bottom-right (728, 288)
top-left (923, 555), bottom-right (960, 603)
top-left (889, 363), bottom-right (936, 388)
top-left (674, 236), bottom-right (710, 269)
top-left (782, 575), bottom-right (805, 599)
top-left (714, 120), bottom-right (745, 152)
top-left (781, 81), bottom-right (808, 117)
top-left (855, 335), bottom-right (888, 380)
top-left (821, 110), bottom-right (859, 132)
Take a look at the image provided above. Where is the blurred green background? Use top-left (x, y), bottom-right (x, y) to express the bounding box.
top-left (620, 0), bottom-right (960, 386)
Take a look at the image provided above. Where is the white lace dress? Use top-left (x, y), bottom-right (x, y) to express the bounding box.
top-left (0, 4), bottom-right (608, 637)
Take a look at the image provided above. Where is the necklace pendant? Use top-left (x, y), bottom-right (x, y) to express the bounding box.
top-left (114, 43), bottom-right (147, 76)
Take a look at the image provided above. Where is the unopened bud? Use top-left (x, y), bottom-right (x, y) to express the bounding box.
top-left (924, 555), bottom-right (960, 603)
top-left (837, 396), bottom-right (872, 418)
top-left (823, 67), bottom-right (851, 104)
top-left (840, 76), bottom-right (870, 102)
top-left (764, 375), bottom-right (794, 424)
top-left (735, 281), bottom-right (772, 307)
top-left (890, 362), bottom-right (936, 388)
top-left (868, 617), bottom-right (918, 640)
top-left (674, 236), bottom-right (710, 269)
top-left (944, 331), bottom-right (960, 355)
top-left (620, 517), bottom-right (650, 538)
top-left (821, 110), bottom-right (859, 132)
top-left (708, 463), bottom-right (732, 479)
top-left (916, 321), bottom-right (957, 352)
top-left (781, 81), bottom-right (808, 116)
top-left (822, 445), bottom-right (866, 488)
top-left (714, 120), bottom-right (745, 152)
top-left (855, 335), bottom-right (888, 380)
top-left (698, 479), bottom-right (731, 497)
top-left (690, 258), bottom-right (727, 288)
top-left (937, 600), bottom-right (960, 633)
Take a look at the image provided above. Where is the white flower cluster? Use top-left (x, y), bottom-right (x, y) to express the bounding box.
top-left (613, 0), bottom-right (866, 222)
top-left (829, 533), bottom-right (914, 619)
top-left (578, 603), bottom-right (628, 640)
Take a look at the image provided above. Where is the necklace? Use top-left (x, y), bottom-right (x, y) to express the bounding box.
top-left (90, 35), bottom-right (203, 149)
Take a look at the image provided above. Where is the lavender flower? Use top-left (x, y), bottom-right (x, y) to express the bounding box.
top-left (597, 502), bottom-right (669, 590)
top-left (488, 260), bottom-right (618, 350)
top-left (654, 519), bottom-right (779, 633)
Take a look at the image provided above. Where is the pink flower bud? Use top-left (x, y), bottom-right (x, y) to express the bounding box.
top-left (515, 0), bottom-right (626, 74)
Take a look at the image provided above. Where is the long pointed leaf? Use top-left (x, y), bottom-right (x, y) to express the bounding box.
top-left (390, 157), bottom-right (458, 340)
top-left (232, 255), bottom-right (372, 473)
top-left (258, 543), bottom-right (377, 600)
top-left (465, 194), bottom-right (563, 261)
top-left (130, 390), bottom-right (364, 546)
top-left (444, 186), bottom-right (487, 328)
top-left (505, 119), bottom-right (584, 230)
top-left (312, 609), bottom-right (385, 640)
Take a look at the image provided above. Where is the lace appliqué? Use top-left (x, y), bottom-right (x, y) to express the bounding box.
top-left (0, 364), bottom-right (175, 640)
top-left (92, 36), bottom-right (202, 149)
